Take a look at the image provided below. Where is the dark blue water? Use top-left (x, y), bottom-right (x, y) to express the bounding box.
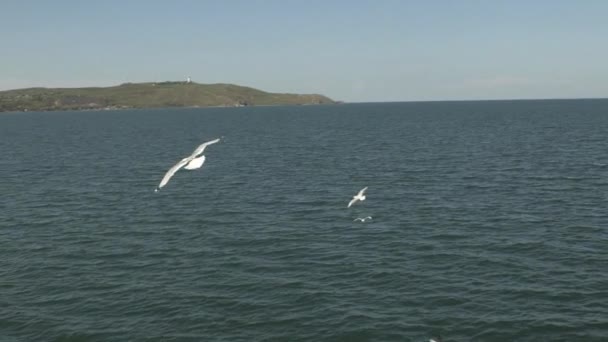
top-left (1, 100), bottom-right (607, 341)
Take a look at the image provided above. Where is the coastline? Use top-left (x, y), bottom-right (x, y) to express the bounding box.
top-left (0, 81), bottom-right (336, 113)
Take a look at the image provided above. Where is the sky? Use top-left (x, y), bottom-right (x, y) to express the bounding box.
top-left (1, 0), bottom-right (607, 102)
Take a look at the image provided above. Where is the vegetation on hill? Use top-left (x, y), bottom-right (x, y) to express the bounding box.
top-left (0, 82), bottom-right (336, 112)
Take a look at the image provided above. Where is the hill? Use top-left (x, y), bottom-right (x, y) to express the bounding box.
top-left (0, 82), bottom-right (336, 112)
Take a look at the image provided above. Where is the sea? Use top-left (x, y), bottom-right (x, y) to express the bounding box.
top-left (1, 100), bottom-right (607, 341)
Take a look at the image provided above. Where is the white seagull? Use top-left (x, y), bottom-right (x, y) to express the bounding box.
top-left (155, 138), bottom-right (220, 192)
top-left (353, 216), bottom-right (372, 222)
top-left (430, 335), bottom-right (443, 342)
top-left (347, 186), bottom-right (368, 208)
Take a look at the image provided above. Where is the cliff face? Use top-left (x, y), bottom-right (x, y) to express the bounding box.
top-left (0, 82), bottom-right (336, 112)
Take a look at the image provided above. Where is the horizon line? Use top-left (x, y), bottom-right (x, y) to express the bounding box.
top-left (342, 97), bottom-right (608, 104)
top-left (1, 81), bottom-right (606, 104)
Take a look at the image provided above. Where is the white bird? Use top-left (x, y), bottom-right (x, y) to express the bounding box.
top-left (353, 216), bottom-right (372, 222)
top-left (184, 155), bottom-right (206, 170)
top-left (155, 138), bottom-right (220, 191)
top-left (347, 186), bottom-right (368, 208)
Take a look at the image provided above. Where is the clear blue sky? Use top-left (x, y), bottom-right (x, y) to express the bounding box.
top-left (1, 1), bottom-right (607, 102)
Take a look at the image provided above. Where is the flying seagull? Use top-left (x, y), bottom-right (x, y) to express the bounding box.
top-left (347, 186), bottom-right (368, 208)
top-left (430, 335), bottom-right (443, 342)
top-left (155, 138), bottom-right (220, 192)
top-left (353, 216), bottom-right (372, 222)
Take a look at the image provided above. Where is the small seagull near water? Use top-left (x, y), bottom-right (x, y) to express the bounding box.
top-left (430, 335), bottom-right (443, 342)
top-left (155, 138), bottom-right (220, 192)
top-left (353, 216), bottom-right (372, 222)
top-left (347, 186), bottom-right (368, 208)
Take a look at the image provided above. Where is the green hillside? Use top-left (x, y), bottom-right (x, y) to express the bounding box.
top-left (0, 82), bottom-right (336, 112)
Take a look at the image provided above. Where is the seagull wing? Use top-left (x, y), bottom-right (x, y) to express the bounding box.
top-left (347, 197), bottom-right (358, 208)
top-left (157, 157), bottom-right (191, 190)
top-left (357, 186), bottom-right (368, 197)
top-left (190, 138), bottom-right (221, 158)
top-left (353, 218), bottom-right (362, 222)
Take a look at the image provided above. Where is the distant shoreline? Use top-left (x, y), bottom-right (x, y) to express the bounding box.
top-left (0, 102), bottom-right (341, 115)
top-left (0, 81), bottom-right (337, 113)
